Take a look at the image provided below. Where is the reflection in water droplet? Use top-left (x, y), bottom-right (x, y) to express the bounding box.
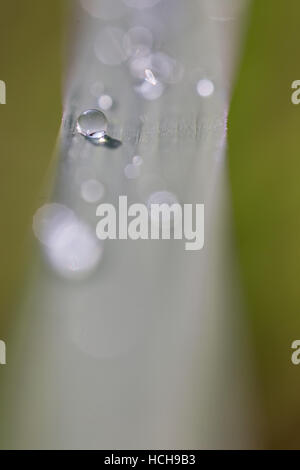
top-left (197, 79), bottom-right (215, 97)
top-left (95, 27), bottom-right (129, 66)
top-left (33, 204), bottom-right (103, 279)
top-left (123, 26), bottom-right (153, 58)
top-left (81, 179), bottom-right (105, 204)
top-left (98, 94), bottom-right (113, 111)
top-left (76, 109), bottom-right (108, 141)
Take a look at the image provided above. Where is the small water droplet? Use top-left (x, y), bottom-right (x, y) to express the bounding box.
top-left (145, 68), bottom-right (157, 85)
top-left (76, 109), bottom-right (108, 141)
top-left (76, 109), bottom-right (122, 149)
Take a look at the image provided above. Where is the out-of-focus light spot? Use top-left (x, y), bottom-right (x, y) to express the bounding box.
top-left (135, 80), bottom-right (164, 101)
top-left (197, 79), bottom-right (215, 97)
top-left (150, 52), bottom-right (184, 84)
top-left (33, 204), bottom-right (103, 279)
top-left (90, 81), bottom-right (104, 97)
top-left (123, 0), bottom-right (161, 9)
top-left (98, 94), bottom-right (113, 111)
top-left (129, 56), bottom-right (152, 80)
top-left (80, 0), bottom-right (126, 20)
top-left (130, 52), bottom-right (184, 84)
top-left (33, 204), bottom-right (74, 246)
top-left (147, 191), bottom-right (179, 208)
top-left (81, 179), bottom-right (105, 204)
top-left (124, 163), bottom-right (141, 179)
top-left (149, 52), bottom-right (171, 82)
top-left (132, 155), bottom-right (143, 166)
top-left (123, 26), bottom-right (153, 58)
top-left (95, 27), bottom-right (129, 66)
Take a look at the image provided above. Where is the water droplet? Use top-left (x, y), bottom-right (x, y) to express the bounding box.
top-left (76, 109), bottom-right (108, 141)
top-left (76, 110), bottom-right (122, 149)
top-left (145, 68), bottom-right (157, 85)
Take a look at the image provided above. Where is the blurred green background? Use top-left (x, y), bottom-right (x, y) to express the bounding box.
top-left (0, 0), bottom-right (62, 334)
top-left (228, 0), bottom-right (300, 449)
top-left (1, 0), bottom-right (300, 449)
